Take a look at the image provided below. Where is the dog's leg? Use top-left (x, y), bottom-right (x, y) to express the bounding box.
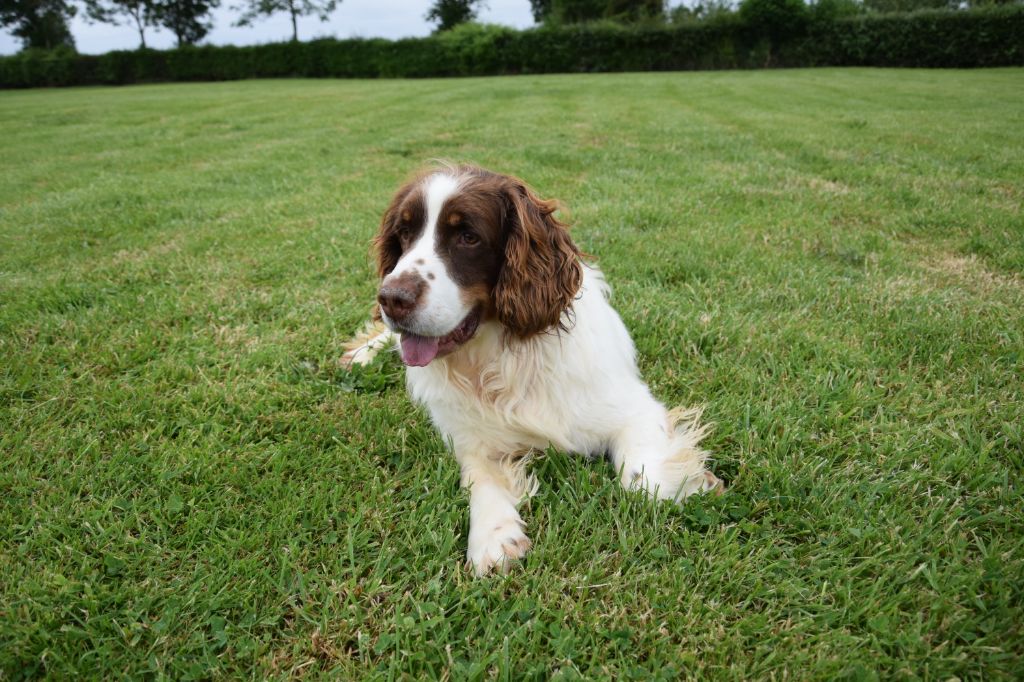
top-left (457, 450), bottom-right (534, 577)
top-left (610, 403), bottom-right (723, 501)
top-left (340, 319), bottom-right (395, 367)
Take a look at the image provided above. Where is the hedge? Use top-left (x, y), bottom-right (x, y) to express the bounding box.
top-left (1, 7), bottom-right (1022, 88)
top-left (802, 8), bottom-right (1024, 68)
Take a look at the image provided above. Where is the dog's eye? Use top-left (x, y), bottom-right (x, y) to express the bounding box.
top-left (458, 230), bottom-right (479, 247)
top-left (397, 226), bottom-right (412, 243)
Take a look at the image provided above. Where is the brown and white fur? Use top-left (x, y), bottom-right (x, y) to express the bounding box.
top-left (343, 164), bottom-right (723, 576)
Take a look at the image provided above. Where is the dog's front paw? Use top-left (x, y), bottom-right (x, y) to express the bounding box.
top-left (340, 320), bottom-right (392, 368)
top-left (340, 344), bottom-right (376, 367)
top-left (698, 470), bottom-right (725, 496)
top-left (467, 519), bottom-right (531, 577)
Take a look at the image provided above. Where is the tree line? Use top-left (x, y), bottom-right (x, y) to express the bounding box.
top-left (0, 0), bottom-right (338, 49)
top-left (2, 0), bottom-right (1017, 52)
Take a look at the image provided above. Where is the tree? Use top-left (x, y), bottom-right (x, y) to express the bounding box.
top-left (605, 0), bottom-right (664, 22)
top-left (0, 0), bottom-right (76, 49)
top-left (152, 0), bottom-right (219, 46)
top-left (738, 0), bottom-right (808, 63)
top-left (669, 0), bottom-right (736, 24)
top-left (551, 0), bottom-right (605, 22)
top-left (529, 0), bottom-right (551, 22)
top-left (807, 0), bottom-right (860, 20)
top-left (543, 0), bottom-right (664, 24)
top-left (425, 0), bottom-right (484, 31)
top-left (83, 0), bottom-right (157, 48)
top-left (234, 0), bottom-right (338, 42)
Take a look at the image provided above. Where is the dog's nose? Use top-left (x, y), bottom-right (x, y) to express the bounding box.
top-left (378, 286), bottom-right (415, 320)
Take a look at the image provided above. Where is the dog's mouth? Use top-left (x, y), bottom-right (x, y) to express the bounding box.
top-left (398, 308), bottom-right (481, 367)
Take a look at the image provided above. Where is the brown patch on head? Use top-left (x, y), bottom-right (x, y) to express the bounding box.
top-left (430, 170), bottom-right (510, 303)
top-left (374, 164), bottom-right (582, 340)
top-left (419, 165), bottom-right (582, 338)
top-left (373, 175), bottom-right (427, 278)
top-left (459, 282), bottom-right (494, 319)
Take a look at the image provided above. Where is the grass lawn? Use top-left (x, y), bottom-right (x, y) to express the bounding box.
top-left (1, 69), bottom-right (1022, 679)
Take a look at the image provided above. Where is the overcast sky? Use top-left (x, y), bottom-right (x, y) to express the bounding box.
top-left (0, 0), bottom-right (538, 56)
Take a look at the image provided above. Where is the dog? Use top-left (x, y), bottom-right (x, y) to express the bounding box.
top-left (343, 164), bottom-right (723, 576)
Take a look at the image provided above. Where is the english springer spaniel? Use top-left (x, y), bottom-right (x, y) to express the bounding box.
top-left (343, 164), bottom-right (723, 576)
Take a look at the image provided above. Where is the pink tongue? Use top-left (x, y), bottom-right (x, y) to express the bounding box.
top-left (400, 334), bottom-right (440, 367)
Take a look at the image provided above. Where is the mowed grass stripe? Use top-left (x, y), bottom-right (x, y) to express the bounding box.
top-left (0, 69), bottom-right (1022, 679)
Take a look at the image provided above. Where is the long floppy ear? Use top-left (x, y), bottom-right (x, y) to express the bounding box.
top-left (371, 188), bottom-right (409, 279)
top-left (495, 177), bottom-right (583, 338)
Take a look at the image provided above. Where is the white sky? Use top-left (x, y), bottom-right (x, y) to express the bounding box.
top-left (0, 0), bottom-right (538, 56)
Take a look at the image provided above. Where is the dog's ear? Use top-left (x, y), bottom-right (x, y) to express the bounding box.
top-left (372, 186), bottom-right (410, 279)
top-left (495, 177), bottom-right (582, 338)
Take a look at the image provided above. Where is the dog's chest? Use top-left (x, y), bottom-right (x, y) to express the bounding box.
top-left (406, 354), bottom-right (573, 453)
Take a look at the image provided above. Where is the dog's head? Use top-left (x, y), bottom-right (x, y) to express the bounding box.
top-left (373, 165), bottom-right (582, 367)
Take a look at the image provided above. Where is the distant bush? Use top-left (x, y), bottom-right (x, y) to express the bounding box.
top-left (1, 6), bottom-right (1022, 88)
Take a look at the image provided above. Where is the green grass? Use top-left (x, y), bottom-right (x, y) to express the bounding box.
top-left (1, 69), bottom-right (1022, 679)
